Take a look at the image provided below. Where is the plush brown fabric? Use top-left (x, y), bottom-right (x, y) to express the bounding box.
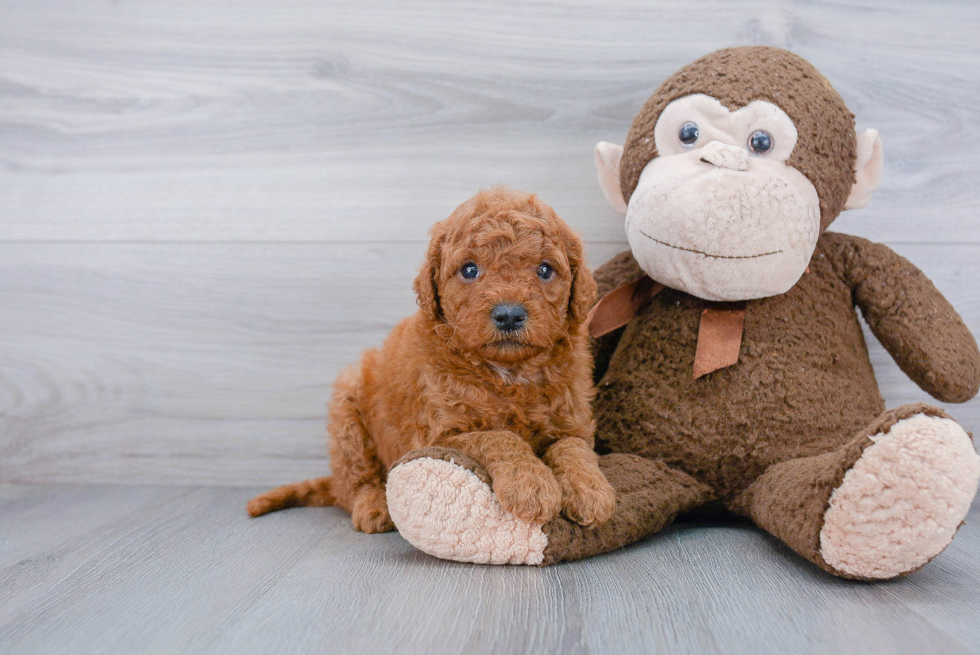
top-left (570, 45), bottom-right (980, 568)
top-left (843, 239), bottom-right (980, 402)
top-left (545, 234), bottom-right (980, 571)
top-left (619, 46), bottom-right (857, 231)
top-left (564, 45), bottom-right (980, 569)
top-left (590, 235), bottom-right (978, 496)
top-left (733, 403), bottom-right (952, 579)
top-left (541, 453), bottom-right (713, 565)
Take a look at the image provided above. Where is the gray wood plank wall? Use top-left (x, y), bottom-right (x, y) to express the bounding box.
top-left (2, 0), bottom-right (980, 485)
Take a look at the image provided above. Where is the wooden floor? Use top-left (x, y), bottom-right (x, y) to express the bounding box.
top-left (3, 0), bottom-right (980, 652)
top-left (1, 485), bottom-right (978, 655)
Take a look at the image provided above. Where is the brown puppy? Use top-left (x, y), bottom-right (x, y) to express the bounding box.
top-left (248, 187), bottom-right (615, 533)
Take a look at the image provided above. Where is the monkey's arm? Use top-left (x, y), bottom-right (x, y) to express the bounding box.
top-left (590, 250), bottom-right (647, 384)
top-left (832, 232), bottom-right (980, 402)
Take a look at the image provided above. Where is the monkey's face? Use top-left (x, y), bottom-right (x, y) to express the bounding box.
top-left (624, 94), bottom-right (821, 301)
top-left (597, 47), bottom-right (882, 302)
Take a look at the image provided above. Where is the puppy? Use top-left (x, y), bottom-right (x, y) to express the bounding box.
top-left (248, 187), bottom-right (616, 532)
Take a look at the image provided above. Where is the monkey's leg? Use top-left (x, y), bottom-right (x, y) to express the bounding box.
top-left (540, 453), bottom-right (714, 565)
top-left (386, 448), bottom-right (713, 565)
top-left (732, 403), bottom-right (980, 580)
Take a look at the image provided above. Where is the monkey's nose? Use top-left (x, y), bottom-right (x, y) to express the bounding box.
top-left (699, 140), bottom-right (749, 171)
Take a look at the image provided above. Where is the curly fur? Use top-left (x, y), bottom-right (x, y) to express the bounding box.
top-left (248, 187), bottom-right (614, 532)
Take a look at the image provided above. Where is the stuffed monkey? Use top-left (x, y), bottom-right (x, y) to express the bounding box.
top-left (385, 47), bottom-right (980, 579)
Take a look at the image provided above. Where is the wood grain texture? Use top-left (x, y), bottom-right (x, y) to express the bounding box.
top-left (1, 242), bottom-right (978, 485)
top-left (1, 0), bottom-right (980, 486)
top-left (1, 0), bottom-right (979, 244)
top-left (1, 484), bottom-right (978, 655)
top-left (3, 2), bottom-right (980, 652)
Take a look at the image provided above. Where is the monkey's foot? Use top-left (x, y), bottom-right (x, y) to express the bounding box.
top-left (386, 448), bottom-right (547, 565)
top-left (819, 414), bottom-right (980, 579)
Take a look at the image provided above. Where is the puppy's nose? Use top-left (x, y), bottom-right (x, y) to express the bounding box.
top-left (491, 303), bottom-right (528, 332)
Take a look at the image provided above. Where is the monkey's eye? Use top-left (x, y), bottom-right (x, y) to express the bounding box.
top-left (678, 121), bottom-right (699, 147)
top-left (537, 263), bottom-right (555, 280)
top-left (459, 262), bottom-right (480, 280)
top-left (748, 130), bottom-right (774, 155)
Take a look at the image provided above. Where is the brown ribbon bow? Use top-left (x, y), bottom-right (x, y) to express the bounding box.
top-left (585, 275), bottom-right (746, 380)
top-left (585, 276), bottom-right (664, 339)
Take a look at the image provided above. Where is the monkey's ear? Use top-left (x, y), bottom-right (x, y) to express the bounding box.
top-left (595, 142), bottom-right (628, 215)
top-left (413, 228), bottom-right (445, 321)
top-left (844, 128), bottom-right (884, 210)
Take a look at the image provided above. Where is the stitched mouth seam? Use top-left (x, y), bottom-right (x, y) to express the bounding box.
top-left (639, 230), bottom-right (783, 260)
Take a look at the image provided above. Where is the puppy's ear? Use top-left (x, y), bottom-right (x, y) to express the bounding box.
top-left (414, 225), bottom-right (446, 321)
top-left (523, 194), bottom-right (597, 325)
top-left (564, 230), bottom-right (598, 325)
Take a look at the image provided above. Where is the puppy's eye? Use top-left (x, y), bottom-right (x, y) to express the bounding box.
top-left (748, 130), bottom-right (774, 155)
top-left (459, 262), bottom-right (480, 280)
top-left (679, 121), bottom-right (699, 147)
top-left (537, 263), bottom-right (555, 280)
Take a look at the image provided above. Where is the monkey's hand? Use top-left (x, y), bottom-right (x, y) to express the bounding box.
top-left (836, 232), bottom-right (980, 402)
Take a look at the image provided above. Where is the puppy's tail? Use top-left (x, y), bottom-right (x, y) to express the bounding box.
top-left (247, 476), bottom-right (337, 517)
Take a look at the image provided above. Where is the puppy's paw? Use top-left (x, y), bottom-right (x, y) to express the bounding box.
top-left (559, 470), bottom-right (616, 528)
top-left (489, 459), bottom-right (562, 525)
top-left (351, 485), bottom-right (395, 533)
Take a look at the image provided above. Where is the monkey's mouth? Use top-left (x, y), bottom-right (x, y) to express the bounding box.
top-left (639, 230), bottom-right (783, 260)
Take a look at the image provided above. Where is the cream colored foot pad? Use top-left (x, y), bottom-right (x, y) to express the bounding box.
top-left (387, 457), bottom-right (547, 565)
top-left (820, 415), bottom-right (980, 579)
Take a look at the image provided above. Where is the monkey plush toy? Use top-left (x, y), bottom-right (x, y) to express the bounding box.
top-left (384, 46), bottom-right (980, 580)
